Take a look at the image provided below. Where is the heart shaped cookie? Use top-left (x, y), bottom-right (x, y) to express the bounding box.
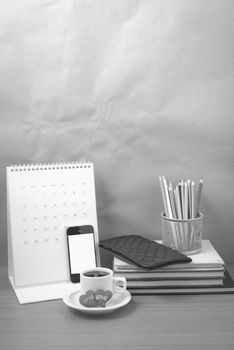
top-left (79, 290), bottom-right (98, 307)
top-left (95, 289), bottom-right (113, 308)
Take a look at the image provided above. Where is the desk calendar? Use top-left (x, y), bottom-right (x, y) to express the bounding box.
top-left (7, 162), bottom-right (100, 304)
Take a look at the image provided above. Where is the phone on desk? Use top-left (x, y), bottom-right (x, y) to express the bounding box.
top-left (66, 225), bottom-right (97, 283)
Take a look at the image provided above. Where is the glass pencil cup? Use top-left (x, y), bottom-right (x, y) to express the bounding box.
top-left (161, 212), bottom-right (203, 255)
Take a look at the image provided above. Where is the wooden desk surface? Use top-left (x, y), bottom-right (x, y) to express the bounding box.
top-left (1, 265), bottom-right (234, 350)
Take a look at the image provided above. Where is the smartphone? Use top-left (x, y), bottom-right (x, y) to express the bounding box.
top-left (66, 225), bottom-right (97, 283)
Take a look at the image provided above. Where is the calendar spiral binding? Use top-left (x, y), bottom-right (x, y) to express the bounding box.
top-left (8, 161), bottom-right (93, 172)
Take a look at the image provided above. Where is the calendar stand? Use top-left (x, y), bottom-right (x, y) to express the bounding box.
top-left (8, 277), bottom-right (80, 304)
top-left (7, 162), bottom-right (100, 304)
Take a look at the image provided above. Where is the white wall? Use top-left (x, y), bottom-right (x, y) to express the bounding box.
top-left (0, 0), bottom-right (234, 265)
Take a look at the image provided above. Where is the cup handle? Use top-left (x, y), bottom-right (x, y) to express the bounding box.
top-left (113, 277), bottom-right (127, 293)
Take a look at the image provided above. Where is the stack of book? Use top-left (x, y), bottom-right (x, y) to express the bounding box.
top-left (113, 240), bottom-right (234, 294)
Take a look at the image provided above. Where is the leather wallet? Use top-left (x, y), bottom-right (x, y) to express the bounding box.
top-left (99, 235), bottom-right (192, 269)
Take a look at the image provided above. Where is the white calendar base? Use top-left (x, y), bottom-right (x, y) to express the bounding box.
top-left (9, 277), bottom-right (80, 304)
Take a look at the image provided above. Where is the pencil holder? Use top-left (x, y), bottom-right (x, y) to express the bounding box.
top-left (161, 213), bottom-right (203, 255)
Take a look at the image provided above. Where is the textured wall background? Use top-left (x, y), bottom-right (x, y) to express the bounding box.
top-left (0, 0), bottom-right (234, 266)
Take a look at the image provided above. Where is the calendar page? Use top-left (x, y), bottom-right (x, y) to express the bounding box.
top-left (7, 163), bottom-right (99, 287)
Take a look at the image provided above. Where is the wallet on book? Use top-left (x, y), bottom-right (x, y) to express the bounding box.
top-left (99, 235), bottom-right (192, 269)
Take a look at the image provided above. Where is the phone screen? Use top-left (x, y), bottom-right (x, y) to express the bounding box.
top-left (67, 226), bottom-right (96, 282)
top-left (68, 233), bottom-right (96, 273)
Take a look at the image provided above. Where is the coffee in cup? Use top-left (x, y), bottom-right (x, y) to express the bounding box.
top-left (80, 267), bottom-right (127, 295)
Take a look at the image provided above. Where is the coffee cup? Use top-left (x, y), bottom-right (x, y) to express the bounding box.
top-left (80, 267), bottom-right (127, 295)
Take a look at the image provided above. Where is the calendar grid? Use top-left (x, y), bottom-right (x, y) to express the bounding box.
top-left (7, 162), bottom-right (100, 290)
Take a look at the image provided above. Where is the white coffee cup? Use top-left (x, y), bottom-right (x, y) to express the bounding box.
top-left (80, 267), bottom-right (127, 295)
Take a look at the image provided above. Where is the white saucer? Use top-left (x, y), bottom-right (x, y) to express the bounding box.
top-left (63, 290), bottom-right (131, 315)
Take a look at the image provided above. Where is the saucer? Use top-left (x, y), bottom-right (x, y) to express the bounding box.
top-left (63, 290), bottom-right (131, 315)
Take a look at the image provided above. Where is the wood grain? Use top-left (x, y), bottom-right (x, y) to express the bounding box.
top-left (1, 266), bottom-right (234, 350)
